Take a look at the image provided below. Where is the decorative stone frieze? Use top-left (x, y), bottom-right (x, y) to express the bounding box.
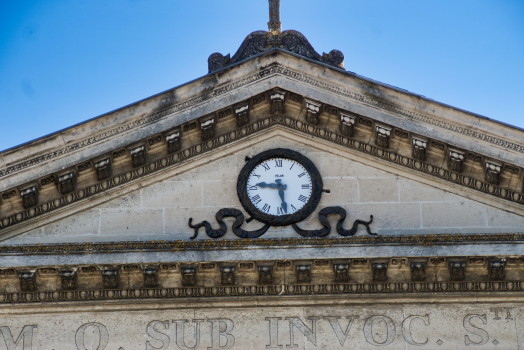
top-left (304, 99), bottom-right (321, 125)
top-left (234, 103), bottom-right (250, 127)
top-left (269, 90), bottom-right (286, 114)
top-left (57, 171), bottom-right (76, 195)
top-left (485, 161), bottom-right (502, 185)
top-left (488, 260), bottom-right (506, 281)
top-left (181, 267), bottom-right (196, 287)
top-left (94, 157), bottom-right (112, 181)
top-left (258, 266), bottom-right (273, 284)
top-left (18, 270), bottom-right (36, 292)
top-left (339, 112), bottom-right (355, 137)
top-left (129, 144), bottom-right (147, 168)
top-left (449, 261), bottom-right (466, 281)
top-left (60, 269), bottom-right (77, 290)
top-left (375, 125), bottom-right (391, 149)
top-left (19, 184), bottom-right (38, 209)
top-left (143, 267), bottom-right (158, 288)
top-left (220, 266), bottom-right (235, 285)
top-left (199, 116), bottom-right (215, 141)
top-left (372, 262), bottom-right (388, 282)
top-left (412, 137), bottom-right (428, 161)
top-left (296, 265), bottom-right (311, 283)
top-left (410, 262), bottom-right (426, 282)
top-left (448, 149), bottom-right (465, 172)
top-left (101, 268), bottom-right (119, 289)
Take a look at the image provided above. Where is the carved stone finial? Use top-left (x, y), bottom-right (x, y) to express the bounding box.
top-left (268, 0), bottom-right (281, 34)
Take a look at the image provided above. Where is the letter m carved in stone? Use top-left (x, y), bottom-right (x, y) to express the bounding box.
top-left (0, 326), bottom-right (37, 350)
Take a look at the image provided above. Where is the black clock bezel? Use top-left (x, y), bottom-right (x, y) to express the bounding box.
top-left (237, 148), bottom-right (323, 226)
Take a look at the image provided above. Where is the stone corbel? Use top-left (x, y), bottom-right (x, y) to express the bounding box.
top-left (164, 128), bottom-right (181, 154)
top-left (220, 266), bottom-right (235, 285)
top-left (94, 157), bottom-right (112, 181)
top-left (448, 149), bottom-right (465, 172)
top-left (143, 267), bottom-right (158, 288)
top-left (485, 161), bottom-right (502, 185)
top-left (410, 262), bottom-right (427, 282)
top-left (128, 144), bottom-right (147, 168)
top-left (199, 115), bottom-right (215, 141)
top-left (372, 262), bottom-right (388, 282)
top-left (18, 270), bottom-right (37, 292)
top-left (339, 112), bottom-right (356, 137)
top-left (412, 136), bottom-right (428, 161)
top-left (258, 266), bottom-right (273, 285)
top-left (101, 268), bottom-right (119, 289)
top-left (295, 265), bottom-right (311, 283)
top-left (375, 125), bottom-right (391, 149)
top-left (448, 261), bottom-right (466, 281)
top-left (181, 267), bottom-right (196, 287)
top-left (304, 99), bottom-right (321, 125)
top-left (60, 269), bottom-right (77, 290)
top-left (333, 263), bottom-right (349, 283)
top-left (488, 260), bottom-right (506, 281)
top-left (269, 90), bottom-right (286, 114)
top-left (19, 184), bottom-right (38, 209)
top-left (234, 103), bottom-right (250, 127)
top-left (57, 169), bottom-right (77, 195)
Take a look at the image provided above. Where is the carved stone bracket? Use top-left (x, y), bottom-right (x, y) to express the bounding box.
top-left (129, 145), bottom-right (147, 168)
top-left (334, 264), bottom-right (349, 283)
top-left (375, 125), bottom-right (391, 149)
top-left (296, 265), bottom-right (311, 283)
top-left (60, 269), bottom-right (77, 290)
top-left (143, 267), bottom-right (158, 288)
top-left (304, 99), bottom-right (321, 125)
top-left (339, 112), bottom-right (356, 137)
top-left (164, 129), bottom-right (181, 154)
top-left (372, 263), bottom-right (388, 282)
top-left (57, 171), bottom-right (76, 195)
top-left (19, 185), bottom-right (38, 209)
top-left (102, 268), bottom-right (119, 289)
top-left (94, 158), bottom-right (112, 181)
top-left (19, 270), bottom-right (36, 292)
top-left (485, 161), bottom-right (502, 185)
top-left (181, 267), bottom-right (196, 287)
top-left (449, 261), bottom-right (466, 281)
top-left (220, 266), bottom-right (235, 285)
top-left (199, 116), bottom-right (215, 141)
top-left (259, 266), bottom-right (273, 284)
top-left (410, 262), bottom-right (427, 282)
top-left (269, 90), bottom-right (286, 114)
top-left (488, 260), bottom-right (506, 281)
top-left (412, 137), bottom-right (428, 161)
top-left (234, 103), bottom-right (250, 127)
top-left (448, 149), bottom-right (465, 172)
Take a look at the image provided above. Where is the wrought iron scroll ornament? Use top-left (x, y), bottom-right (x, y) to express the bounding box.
top-left (189, 206), bottom-right (375, 240)
top-left (208, 0), bottom-right (345, 73)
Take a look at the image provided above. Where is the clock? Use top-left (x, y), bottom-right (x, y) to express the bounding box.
top-left (237, 148), bottom-right (323, 226)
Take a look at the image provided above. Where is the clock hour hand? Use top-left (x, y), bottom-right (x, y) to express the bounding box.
top-left (256, 182), bottom-right (278, 189)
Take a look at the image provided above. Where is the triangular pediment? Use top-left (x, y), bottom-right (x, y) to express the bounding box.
top-left (1, 50), bottom-right (524, 244)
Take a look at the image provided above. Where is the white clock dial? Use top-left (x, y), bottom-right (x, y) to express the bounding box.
top-left (246, 158), bottom-right (312, 216)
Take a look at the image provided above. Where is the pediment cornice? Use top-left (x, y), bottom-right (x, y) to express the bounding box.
top-left (1, 51), bottom-right (524, 236)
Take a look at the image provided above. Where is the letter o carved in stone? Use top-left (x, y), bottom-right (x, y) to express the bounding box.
top-left (363, 316), bottom-right (396, 346)
top-left (75, 322), bottom-right (109, 350)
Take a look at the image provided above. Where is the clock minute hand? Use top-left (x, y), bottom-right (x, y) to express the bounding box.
top-left (278, 187), bottom-right (287, 213)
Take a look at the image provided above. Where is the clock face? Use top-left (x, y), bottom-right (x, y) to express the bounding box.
top-left (237, 148), bottom-right (323, 226)
top-left (246, 158), bottom-right (312, 216)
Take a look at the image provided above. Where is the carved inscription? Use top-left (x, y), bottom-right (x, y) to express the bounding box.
top-left (1, 306), bottom-right (523, 349)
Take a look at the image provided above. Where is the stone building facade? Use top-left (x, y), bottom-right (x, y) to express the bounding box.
top-left (1, 2), bottom-right (524, 349)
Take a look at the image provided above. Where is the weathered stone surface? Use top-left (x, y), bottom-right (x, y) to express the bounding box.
top-left (0, 299), bottom-right (522, 349)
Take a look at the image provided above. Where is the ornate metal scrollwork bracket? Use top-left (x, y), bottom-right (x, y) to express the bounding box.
top-left (188, 206), bottom-right (375, 239)
top-left (291, 206), bottom-right (376, 238)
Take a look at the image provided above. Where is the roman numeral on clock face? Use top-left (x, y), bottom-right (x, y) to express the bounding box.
top-left (275, 160), bottom-right (282, 167)
top-left (298, 172), bottom-right (306, 178)
top-left (298, 195), bottom-right (308, 203)
top-left (262, 203), bottom-right (271, 213)
top-left (302, 184), bottom-right (309, 189)
top-left (251, 195), bottom-right (262, 205)
top-left (291, 204), bottom-right (297, 211)
top-left (248, 185), bottom-right (257, 191)
top-left (262, 163), bottom-right (270, 171)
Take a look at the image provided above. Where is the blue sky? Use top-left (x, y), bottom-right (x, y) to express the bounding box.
top-left (1, 0), bottom-right (523, 151)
